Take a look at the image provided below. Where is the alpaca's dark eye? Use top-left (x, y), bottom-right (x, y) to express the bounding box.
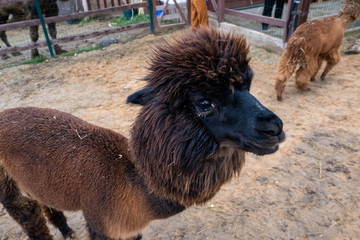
top-left (195, 99), bottom-right (216, 116)
top-left (199, 100), bottom-right (211, 110)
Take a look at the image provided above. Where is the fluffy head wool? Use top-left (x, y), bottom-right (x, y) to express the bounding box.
top-left (146, 27), bottom-right (250, 107)
top-left (339, 0), bottom-right (360, 20)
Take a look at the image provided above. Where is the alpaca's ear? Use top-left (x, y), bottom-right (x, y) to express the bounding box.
top-left (126, 86), bottom-right (155, 106)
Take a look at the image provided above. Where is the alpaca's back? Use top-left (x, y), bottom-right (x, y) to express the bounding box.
top-left (0, 107), bottom-right (130, 210)
top-left (280, 17), bottom-right (344, 72)
top-left (289, 17), bottom-right (344, 56)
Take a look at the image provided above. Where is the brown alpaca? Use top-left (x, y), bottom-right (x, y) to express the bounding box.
top-left (275, 0), bottom-right (360, 101)
top-left (0, 27), bottom-right (285, 240)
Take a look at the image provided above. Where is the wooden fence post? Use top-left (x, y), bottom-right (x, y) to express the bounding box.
top-left (297, 0), bottom-right (311, 26)
top-left (187, 0), bottom-right (191, 26)
top-left (151, 0), bottom-right (158, 30)
top-left (218, 0), bottom-right (225, 23)
top-left (284, 0), bottom-right (311, 43)
top-left (284, 0), bottom-right (294, 42)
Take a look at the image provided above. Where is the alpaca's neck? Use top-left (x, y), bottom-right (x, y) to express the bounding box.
top-left (338, 0), bottom-right (360, 29)
top-left (339, 14), bottom-right (356, 29)
top-left (130, 104), bottom-right (245, 208)
top-left (127, 158), bottom-right (186, 219)
top-left (133, 143), bottom-right (245, 207)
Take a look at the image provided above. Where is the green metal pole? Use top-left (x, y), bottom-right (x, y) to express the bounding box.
top-left (148, 0), bottom-right (155, 34)
top-left (33, 0), bottom-right (55, 58)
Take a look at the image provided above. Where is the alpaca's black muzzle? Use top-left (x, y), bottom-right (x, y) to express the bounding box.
top-left (235, 91), bottom-right (286, 155)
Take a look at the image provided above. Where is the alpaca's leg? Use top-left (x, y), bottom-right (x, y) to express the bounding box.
top-left (295, 57), bottom-right (318, 91)
top-left (275, 55), bottom-right (296, 101)
top-left (0, 16), bottom-right (12, 59)
top-left (0, 30), bottom-right (21, 57)
top-left (0, 167), bottom-right (53, 240)
top-left (29, 25), bottom-right (40, 59)
top-left (0, 30), bottom-right (21, 58)
top-left (43, 206), bottom-right (75, 239)
top-left (45, 2), bottom-right (66, 55)
top-left (87, 223), bottom-right (142, 240)
top-left (87, 224), bottom-right (113, 240)
top-left (321, 49), bottom-right (341, 80)
top-left (0, 48), bottom-right (10, 60)
top-left (47, 22), bottom-right (66, 55)
top-left (0, 31), bottom-right (10, 60)
top-left (295, 67), bottom-right (311, 91)
top-left (275, 75), bottom-right (287, 101)
top-left (311, 56), bottom-right (324, 82)
top-left (129, 235), bottom-right (142, 240)
top-left (0, 30), bottom-right (12, 48)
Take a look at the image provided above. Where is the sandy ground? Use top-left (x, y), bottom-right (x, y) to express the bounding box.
top-left (0, 27), bottom-right (359, 240)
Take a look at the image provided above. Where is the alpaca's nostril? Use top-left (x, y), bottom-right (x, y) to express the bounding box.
top-left (255, 125), bottom-right (281, 136)
top-left (255, 115), bottom-right (283, 136)
top-left (261, 129), bottom-right (279, 136)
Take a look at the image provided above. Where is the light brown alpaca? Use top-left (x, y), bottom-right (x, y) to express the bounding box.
top-left (0, 27), bottom-right (285, 240)
top-left (275, 0), bottom-right (360, 101)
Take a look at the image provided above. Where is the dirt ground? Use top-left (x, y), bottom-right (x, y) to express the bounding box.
top-left (0, 27), bottom-right (359, 240)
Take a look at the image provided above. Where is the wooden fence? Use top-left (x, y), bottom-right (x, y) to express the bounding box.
top-left (208, 0), bottom-right (312, 42)
top-left (0, 0), bottom-right (192, 61)
top-left (0, 0), bottom-right (151, 57)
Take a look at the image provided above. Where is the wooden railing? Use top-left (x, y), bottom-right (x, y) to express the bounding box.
top-left (0, 1), bottom-right (149, 57)
top-left (208, 0), bottom-right (312, 43)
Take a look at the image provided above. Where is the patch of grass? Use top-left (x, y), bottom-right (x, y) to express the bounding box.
top-left (2, 54), bottom-right (47, 69)
top-left (162, 19), bottom-right (179, 24)
top-left (113, 13), bottom-right (178, 27)
top-left (113, 14), bottom-right (150, 26)
top-left (22, 54), bottom-right (47, 64)
top-left (79, 17), bottom-right (93, 25)
top-left (1, 45), bottom-right (103, 70)
top-left (59, 45), bottom-right (102, 57)
top-left (261, 47), bottom-right (274, 54)
top-left (344, 28), bottom-right (360, 37)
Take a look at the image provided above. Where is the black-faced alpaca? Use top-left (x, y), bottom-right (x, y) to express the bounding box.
top-left (0, 27), bottom-right (285, 240)
top-left (275, 0), bottom-right (360, 100)
top-left (0, 0), bottom-right (67, 60)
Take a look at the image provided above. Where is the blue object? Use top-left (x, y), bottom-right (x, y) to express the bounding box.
top-left (156, 10), bottom-right (163, 17)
